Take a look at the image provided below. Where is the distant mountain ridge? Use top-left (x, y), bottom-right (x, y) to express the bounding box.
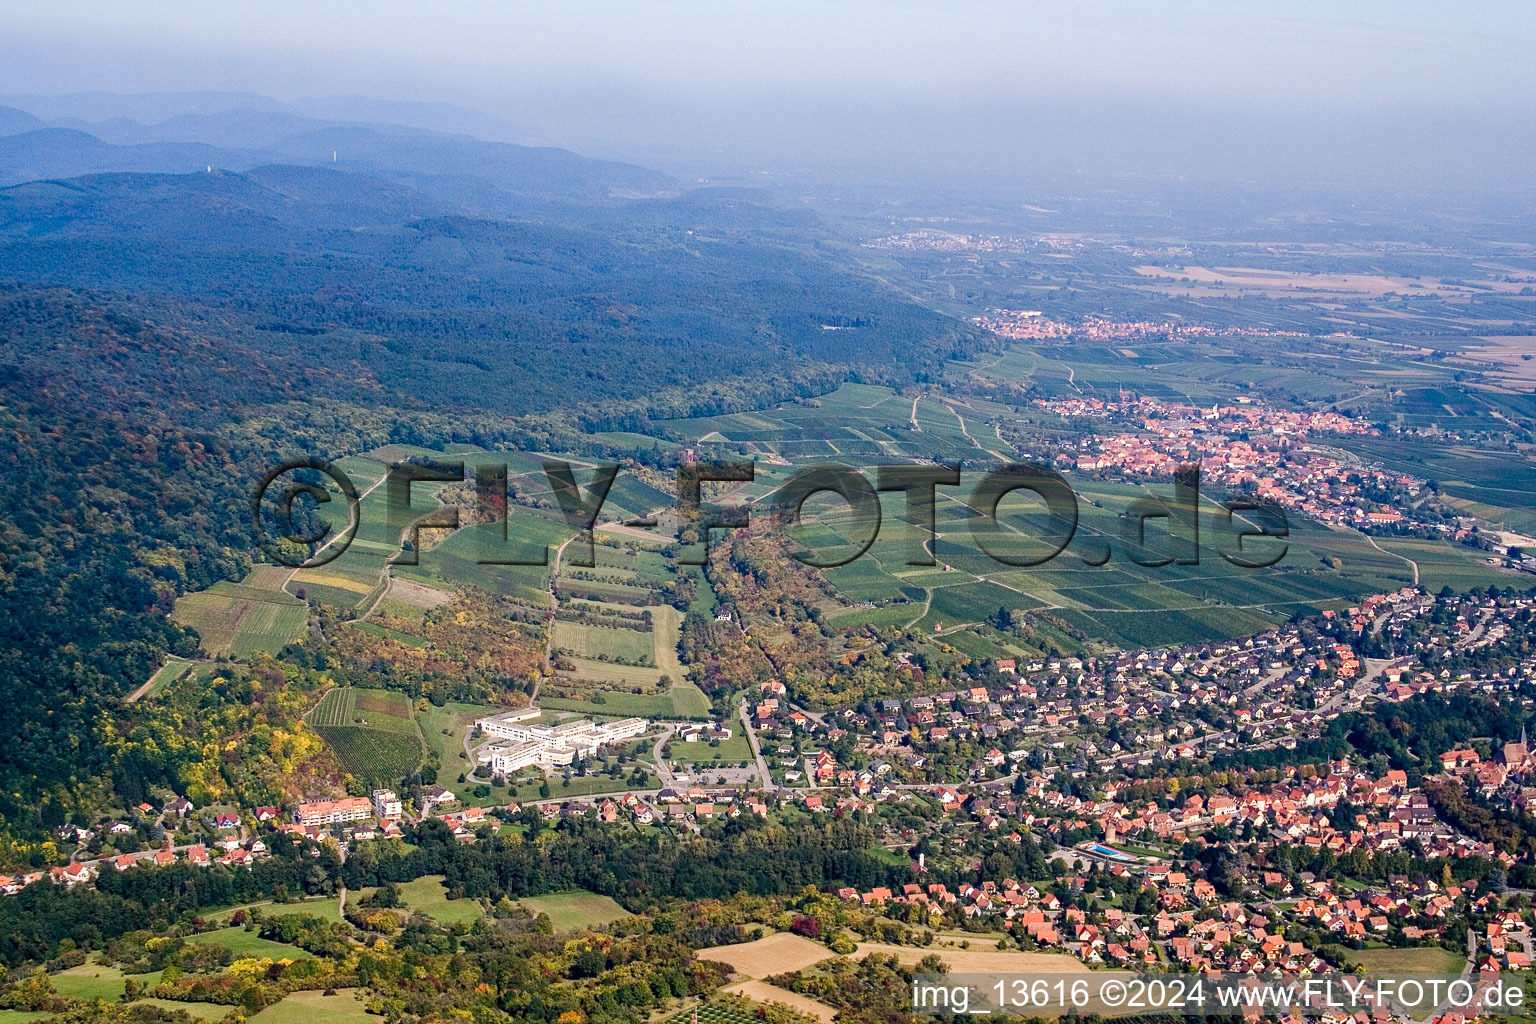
top-left (0, 105), bottom-right (46, 136)
top-left (0, 92), bottom-right (673, 205)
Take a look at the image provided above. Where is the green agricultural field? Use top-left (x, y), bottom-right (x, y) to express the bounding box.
top-left (539, 689), bottom-right (693, 719)
top-left (546, 603), bottom-right (709, 719)
top-left (307, 686), bottom-right (356, 727)
top-left (826, 602), bottom-right (923, 629)
top-left (1348, 946), bottom-right (1463, 973)
top-left (553, 656), bottom-right (665, 690)
top-left (665, 1000), bottom-right (762, 1024)
top-left (397, 510), bottom-right (572, 605)
top-left (799, 462), bottom-right (1483, 651)
top-left (186, 926), bottom-right (310, 959)
top-left (517, 890), bottom-right (630, 931)
top-left (170, 572), bottom-right (307, 658)
top-left (286, 452), bottom-right (466, 610)
top-left (348, 619), bottom-right (429, 647)
top-left (251, 989), bottom-right (375, 1024)
top-left (142, 657), bottom-right (196, 699)
top-left (353, 688), bottom-right (414, 719)
top-left (307, 686), bottom-right (425, 785)
top-left (307, 687), bottom-right (415, 732)
top-left (552, 620), bottom-right (655, 663)
top-left (312, 726), bottom-right (424, 787)
top-left (939, 627), bottom-right (1024, 661)
top-left (1373, 537), bottom-right (1517, 593)
top-left (396, 875), bottom-right (483, 925)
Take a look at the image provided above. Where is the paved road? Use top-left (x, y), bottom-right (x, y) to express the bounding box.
top-left (652, 731), bottom-right (679, 788)
top-left (739, 700), bottom-right (775, 791)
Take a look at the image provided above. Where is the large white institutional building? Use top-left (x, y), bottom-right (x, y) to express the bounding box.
top-left (475, 709), bottom-right (648, 774)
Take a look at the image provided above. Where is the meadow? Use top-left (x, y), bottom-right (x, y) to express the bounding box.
top-left (186, 926), bottom-right (310, 959)
top-left (516, 890), bottom-right (630, 931)
top-left (251, 989), bottom-right (374, 1024)
top-left (552, 620), bottom-right (655, 663)
top-left (1347, 946), bottom-right (1464, 973)
top-left (48, 964), bottom-right (159, 1002)
top-left (394, 875), bottom-right (483, 925)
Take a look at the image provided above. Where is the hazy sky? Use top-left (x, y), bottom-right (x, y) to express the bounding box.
top-left (4, 1), bottom-right (1534, 190)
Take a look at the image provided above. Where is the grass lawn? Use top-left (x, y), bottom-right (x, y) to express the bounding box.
top-left (507, 771), bottom-right (656, 803)
top-left (251, 989), bottom-right (374, 1024)
top-left (518, 890), bottom-right (630, 931)
top-left (396, 875), bottom-right (483, 925)
top-left (142, 657), bottom-right (196, 699)
top-left (135, 998), bottom-right (231, 1021)
top-left (49, 964), bottom-right (161, 1001)
top-left (667, 735), bottom-right (753, 764)
top-left (1349, 946), bottom-right (1464, 973)
top-left (187, 926), bottom-right (310, 959)
top-left (0, 1012), bottom-right (51, 1024)
top-left (866, 846), bottom-right (912, 867)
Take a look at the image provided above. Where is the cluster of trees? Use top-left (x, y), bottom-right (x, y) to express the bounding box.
top-left (1424, 779), bottom-right (1536, 861)
top-left (1215, 689), bottom-right (1533, 783)
top-left (302, 590), bottom-right (546, 704)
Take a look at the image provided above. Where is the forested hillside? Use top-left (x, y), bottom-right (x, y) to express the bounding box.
top-left (0, 290), bottom-right (271, 839)
top-left (0, 143), bottom-right (984, 849)
top-left (0, 166), bottom-right (986, 420)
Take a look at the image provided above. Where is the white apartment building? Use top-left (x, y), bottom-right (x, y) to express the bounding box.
top-left (371, 788), bottom-right (403, 821)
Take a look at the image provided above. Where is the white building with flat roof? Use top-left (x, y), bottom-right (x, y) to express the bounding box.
top-left (475, 706), bottom-right (544, 739)
top-left (477, 714), bottom-right (649, 775)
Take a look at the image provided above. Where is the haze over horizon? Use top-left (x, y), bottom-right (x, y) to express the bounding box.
top-left (3, 0), bottom-right (1534, 197)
